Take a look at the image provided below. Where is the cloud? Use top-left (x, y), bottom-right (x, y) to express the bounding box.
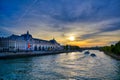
top-left (48, 0), bottom-right (120, 23)
top-left (75, 18), bottom-right (120, 41)
top-left (0, 27), bottom-right (13, 37)
top-left (99, 23), bottom-right (120, 32)
top-left (0, 0), bottom-right (120, 46)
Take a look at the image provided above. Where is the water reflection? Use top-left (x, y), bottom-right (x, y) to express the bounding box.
top-left (0, 50), bottom-right (120, 80)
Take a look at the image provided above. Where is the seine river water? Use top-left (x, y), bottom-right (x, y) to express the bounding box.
top-left (0, 50), bottom-right (120, 80)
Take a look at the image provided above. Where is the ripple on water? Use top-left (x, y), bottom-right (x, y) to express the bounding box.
top-left (0, 50), bottom-right (120, 80)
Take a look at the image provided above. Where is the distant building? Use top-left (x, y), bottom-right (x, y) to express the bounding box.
top-left (0, 31), bottom-right (63, 52)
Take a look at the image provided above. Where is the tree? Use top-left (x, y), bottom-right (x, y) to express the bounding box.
top-left (101, 41), bottom-right (120, 55)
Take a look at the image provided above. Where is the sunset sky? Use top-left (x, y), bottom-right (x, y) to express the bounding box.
top-left (0, 0), bottom-right (120, 47)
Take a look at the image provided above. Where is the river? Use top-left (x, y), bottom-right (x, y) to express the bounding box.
top-left (0, 50), bottom-right (120, 80)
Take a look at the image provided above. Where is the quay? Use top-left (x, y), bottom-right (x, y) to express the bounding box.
top-left (0, 50), bottom-right (74, 59)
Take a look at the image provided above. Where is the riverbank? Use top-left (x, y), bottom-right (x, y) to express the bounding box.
top-left (103, 51), bottom-right (120, 60)
top-left (0, 50), bottom-right (76, 59)
top-left (100, 41), bottom-right (120, 60)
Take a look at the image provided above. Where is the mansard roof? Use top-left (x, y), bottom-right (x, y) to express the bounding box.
top-left (8, 34), bottom-right (24, 40)
top-left (0, 31), bottom-right (60, 45)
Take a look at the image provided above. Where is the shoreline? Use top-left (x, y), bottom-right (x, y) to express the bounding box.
top-left (103, 51), bottom-right (120, 60)
top-left (0, 50), bottom-right (77, 59)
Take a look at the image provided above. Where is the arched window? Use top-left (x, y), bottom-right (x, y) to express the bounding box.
top-left (39, 46), bottom-right (41, 51)
top-left (34, 45), bottom-right (37, 51)
top-left (42, 47), bottom-right (45, 51)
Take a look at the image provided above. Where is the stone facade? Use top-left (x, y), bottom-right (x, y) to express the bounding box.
top-left (0, 31), bottom-right (63, 52)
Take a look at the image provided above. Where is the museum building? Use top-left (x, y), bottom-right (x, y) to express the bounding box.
top-left (0, 31), bottom-right (63, 52)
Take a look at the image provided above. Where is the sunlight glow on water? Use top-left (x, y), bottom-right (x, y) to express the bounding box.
top-left (0, 50), bottom-right (120, 80)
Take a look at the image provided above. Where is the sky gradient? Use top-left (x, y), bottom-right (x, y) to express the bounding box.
top-left (0, 0), bottom-right (120, 47)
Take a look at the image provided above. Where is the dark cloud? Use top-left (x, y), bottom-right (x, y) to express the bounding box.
top-left (1, 0), bottom-right (120, 26)
top-left (99, 23), bottom-right (120, 32)
top-left (49, 0), bottom-right (120, 23)
top-left (78, 22), bottom-right (120, 40)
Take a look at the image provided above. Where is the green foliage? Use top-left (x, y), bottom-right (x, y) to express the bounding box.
top-left (63, 45), bottom-right (80, 50)
top-left (101, 41), bottom-right (120, 55)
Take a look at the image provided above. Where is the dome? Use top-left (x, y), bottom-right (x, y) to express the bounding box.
top-left (50, 38), bottom-right (57, 44)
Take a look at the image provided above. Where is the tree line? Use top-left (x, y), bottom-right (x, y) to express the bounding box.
top-left (63, 45), bottom-right (80, 51)
top-left (101, 41), bottom-right (120, 55)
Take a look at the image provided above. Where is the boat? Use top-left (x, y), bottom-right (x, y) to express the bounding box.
top-left (84, 51), bottom-right (90, 55)
top-left (90, 53), bottom-right (96, 57)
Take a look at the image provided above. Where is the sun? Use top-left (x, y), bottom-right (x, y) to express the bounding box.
top-left (69, 36), bottom-right (75, 41)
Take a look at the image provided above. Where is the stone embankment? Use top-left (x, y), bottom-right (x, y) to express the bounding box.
top-left (0, 50), bottom-right (76, 59)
